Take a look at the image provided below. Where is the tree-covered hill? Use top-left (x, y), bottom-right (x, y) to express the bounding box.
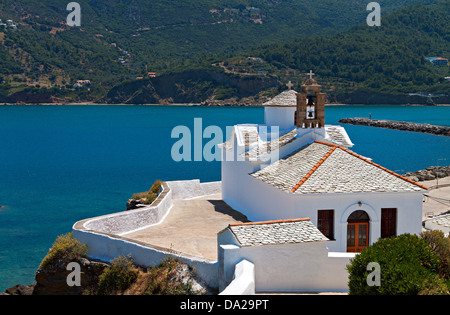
top-left (244, 1), bottom-right (449, 103)
top-left (0, 0), bottom-right (447, 104)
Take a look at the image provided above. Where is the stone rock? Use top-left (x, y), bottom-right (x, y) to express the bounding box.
top-left (33, 258), bottom-right (109, 295)
top-left (126, 198), bottom-right (139, 210)
top-left (168, 263), bottom-right (213, 295)
top-left (403, 165), bottom-right (450, 182)
top-left (126, 198), bottom-right (148, 210)
top-left (2, 284), bottom-right (35, 295)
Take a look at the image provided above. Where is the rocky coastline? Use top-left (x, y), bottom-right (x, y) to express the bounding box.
top-left (339, 117), bottom-right (450, 137)
top-left (403, 166), bottom-right (450, 183)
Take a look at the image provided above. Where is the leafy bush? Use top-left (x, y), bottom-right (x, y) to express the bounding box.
top-left (96, 256), bottom-right (138, 295)
top-left (131, 180), bottom-right (162, 205)
top-left (149, 180), bottom-right (162, 194)
top-left (418, 274), bottom-right (450, 295)
top-left (420, 230), bottom-right (450, 280)
top-left (39, 232), bottom-right (88, 270)
top-left (347, 233), bottom-right (444, 295)
top-left (144, 257), bottom-right (194, 295)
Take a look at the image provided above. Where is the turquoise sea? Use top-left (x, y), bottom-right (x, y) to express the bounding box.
top-left (0, 104), bottom-right (449, 291)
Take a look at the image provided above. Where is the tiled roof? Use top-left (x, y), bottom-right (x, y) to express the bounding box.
top-left (263, 90), bottom-right (298, 107)
top-left (251, 141), bottom-right (428, 194)
top-left (242, 126), bottom-right (353, 160)
top-left (228, 218), bottom-right (328, 247)
top-left (243, 129), bottom-right (297, 159)
top-left (326, 126), bottom-right (353, 147)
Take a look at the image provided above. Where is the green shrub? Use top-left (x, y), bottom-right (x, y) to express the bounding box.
top-left (149, 180), bottom-right (162, 194)
top-left (144, 257), bottom-right (193, 295)
top-left (141, 192), bottom-right (158, 205)
top-left (131, 180), bottom-right (162, 205)
top-left (420, 230), bottom-right (450, 280)
top-left (347, 233), bottom-right (444, 295)
top-left (418, 274), bottom-right (450, 295)
top-left (96, 256), bottom-right (138, 295)
top-left (39, 232), bottom-right (88, 270)
top-left (131, 191), bottom-right (148, 200)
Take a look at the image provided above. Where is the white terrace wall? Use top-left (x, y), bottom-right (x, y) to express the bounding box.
top-left (72, 180), bottom-right (221, 289)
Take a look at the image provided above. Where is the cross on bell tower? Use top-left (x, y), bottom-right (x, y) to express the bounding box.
top-left (286, 81), bottom-right (294, 90)
top-left (294, 70), bottom-right (326, 129)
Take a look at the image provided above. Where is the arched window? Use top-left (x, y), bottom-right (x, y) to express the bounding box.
top-left (306, 95), bottom-right (315, 119)
top-left (347, 210), bottom-right (370, 223)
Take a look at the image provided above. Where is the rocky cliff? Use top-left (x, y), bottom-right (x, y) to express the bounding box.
top-left (1, 256), bottom-right (212, 295)
top-left (102, 69), bottom-right (278, 105)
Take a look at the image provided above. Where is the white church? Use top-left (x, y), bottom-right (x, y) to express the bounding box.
top-left (72, 72), bottom-right (432, 293)
top-left (219, 72), bottom-right (428, 253)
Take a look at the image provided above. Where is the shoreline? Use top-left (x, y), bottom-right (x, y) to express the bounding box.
top-left (1, 102), bottom-right (450, 107)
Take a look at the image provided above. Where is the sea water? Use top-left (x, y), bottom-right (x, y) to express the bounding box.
top-left (0, 104), bottom-right (449, 290)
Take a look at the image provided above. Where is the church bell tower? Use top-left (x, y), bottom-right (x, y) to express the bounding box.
top-left (295, 70), bottom-right (325, 129)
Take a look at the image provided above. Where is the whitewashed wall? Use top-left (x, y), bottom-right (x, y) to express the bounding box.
top-left (218, 230), bottom-right (354, 293)
top-left (264, 107), bottom-right (296, 132)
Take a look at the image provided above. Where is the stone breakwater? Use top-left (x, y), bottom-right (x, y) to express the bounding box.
top-left (403, 166), bottom-right (450, 182)
top-left (338, 118), bottom-right (450, 137)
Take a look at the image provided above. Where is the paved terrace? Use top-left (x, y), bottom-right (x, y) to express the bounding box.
top-left (122, 192), bottom-right (249, 261)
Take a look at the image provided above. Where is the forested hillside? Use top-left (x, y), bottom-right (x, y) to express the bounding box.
top-left (0, 0), bottom-right (447, 104)
top-left (246, 1), bottom-right (449, 102)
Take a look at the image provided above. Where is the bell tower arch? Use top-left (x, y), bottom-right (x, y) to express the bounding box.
top-left (295, 70), bottom-right (326, 129)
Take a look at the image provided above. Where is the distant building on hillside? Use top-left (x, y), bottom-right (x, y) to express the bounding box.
top-left (74, 80), bottom-right (91, 88)
top-left (426, 57), bottom-right (448, 66)
top-left (247, 57), bottom-right (263, 62)
top-left (0, 19), bottom-right (17, 29)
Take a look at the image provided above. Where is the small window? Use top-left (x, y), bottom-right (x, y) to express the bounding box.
top-left (381, 208), bottom-right (397, 238)
top-left (318, 210), bottom-right (334, 240)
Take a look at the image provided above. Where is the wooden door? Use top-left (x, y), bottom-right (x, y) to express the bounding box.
top-left (347, 222), bottom-right (369, 252)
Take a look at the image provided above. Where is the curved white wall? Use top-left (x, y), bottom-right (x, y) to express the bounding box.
top-left (264, 107), bottom-right (296, 131)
